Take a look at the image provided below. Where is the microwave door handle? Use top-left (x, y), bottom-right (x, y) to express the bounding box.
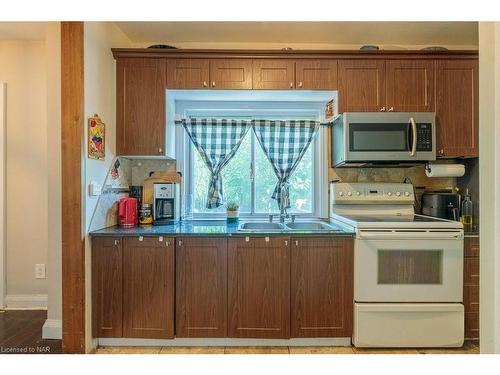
top-left (409, 117), bottom-right (417, 156)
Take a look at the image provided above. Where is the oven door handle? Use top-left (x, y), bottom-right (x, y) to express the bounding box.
top-left (409, 117), bottom-right (417, 156)
top-left (357, 230), bottom-right (464, 240)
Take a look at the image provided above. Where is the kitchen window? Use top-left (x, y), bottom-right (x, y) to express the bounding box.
top-left (179, 111), bottom-right (327, 219)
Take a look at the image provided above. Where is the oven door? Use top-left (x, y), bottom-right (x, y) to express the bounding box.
top-left (344, 112), bottom-right (435, 162)
top-left (354, 230), bottom-right (463, 302)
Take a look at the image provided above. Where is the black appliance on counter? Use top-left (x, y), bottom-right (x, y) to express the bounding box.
top-left (421, 192), bottom-right (461, 221)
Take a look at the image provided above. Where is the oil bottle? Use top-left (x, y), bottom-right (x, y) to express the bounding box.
top-left (460, 188), bottom-right (473, 232)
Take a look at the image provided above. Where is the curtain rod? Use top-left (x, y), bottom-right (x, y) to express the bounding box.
top-left (173, 118), bottom-right (336, 127)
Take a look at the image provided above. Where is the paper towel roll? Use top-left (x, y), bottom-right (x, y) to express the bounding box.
top-left (425, 163), bottom-right (465, 178)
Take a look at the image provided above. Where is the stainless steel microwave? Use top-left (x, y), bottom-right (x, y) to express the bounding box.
top-left (331, 112), bottom-right (436, 167)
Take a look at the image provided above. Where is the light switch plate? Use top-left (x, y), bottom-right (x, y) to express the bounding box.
top-left (35, 264), bottom-right (46, 279)
top-left (88, 181), bottom-right (102, 197)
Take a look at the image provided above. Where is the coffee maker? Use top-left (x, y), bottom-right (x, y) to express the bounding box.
top-left (153, 183), bottom-right (180, 225)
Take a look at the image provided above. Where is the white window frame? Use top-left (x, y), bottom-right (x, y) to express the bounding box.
top-left (176, 107), bottom-right (329, 220)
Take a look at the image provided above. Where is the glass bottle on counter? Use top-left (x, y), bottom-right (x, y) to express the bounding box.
top-left (460, 188), bottom-right (473, 232)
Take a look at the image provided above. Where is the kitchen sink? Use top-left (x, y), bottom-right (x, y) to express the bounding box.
top-left (238, 222), bottom-right (286, 232)
top-left (285, 222), bottom-right (338, 231)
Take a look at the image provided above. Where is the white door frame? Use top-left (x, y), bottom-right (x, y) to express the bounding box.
top-left (0, 82), bottom-right (6, 308)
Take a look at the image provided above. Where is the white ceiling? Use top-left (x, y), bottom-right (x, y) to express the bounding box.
top-left (116, 21), bottom-right (478, 49)
top-left (0, 22), bottom-right (46, 40)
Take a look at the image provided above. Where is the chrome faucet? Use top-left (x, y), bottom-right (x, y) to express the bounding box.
top-left (279, 184), bottom-right (290, 224)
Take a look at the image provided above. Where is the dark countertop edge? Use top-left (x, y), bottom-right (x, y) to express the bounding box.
top-left (89, 224), bottom-right (355, 237)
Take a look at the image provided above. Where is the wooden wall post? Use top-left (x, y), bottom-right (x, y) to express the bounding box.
top-left (61, 21), bottom-right (85, 353)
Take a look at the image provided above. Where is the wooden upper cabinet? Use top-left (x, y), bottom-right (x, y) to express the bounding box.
top-left (291, 237), bottom-right (353, 338)
top-left (386, 60), bottom-right (435, 112)
top-left (435, 59), bottom-right (479, 158)
top-left (122, 237), bottom-right (175, 339)
top-left (228, 237), bottom-right (290, 338)
top-left (338, 59), bottom-right (386, 112)
top-left (209, 59), bottom-right (253, 89)
top-left (166, 58), bottom-right (209, 89)
top-left (92, 237), bottom-right (123, 338)
top-left (116, 58), bottom-right (166, 156)
top-left (176, 237), bottom-right (228, 338)
top-left (295, 60), bottom-right (338, 90)
top-left (253, 59), bottom-right (295, 89)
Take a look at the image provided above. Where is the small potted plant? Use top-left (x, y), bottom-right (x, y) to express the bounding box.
top-left (226, 200), bottom-right (240, 223)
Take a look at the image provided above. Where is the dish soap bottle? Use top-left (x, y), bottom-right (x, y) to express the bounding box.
top-left (461, 188), bottom-right (473, 232)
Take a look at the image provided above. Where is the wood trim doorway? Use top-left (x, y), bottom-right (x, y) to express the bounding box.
top-left (61, 21), bottom-right (85, 353)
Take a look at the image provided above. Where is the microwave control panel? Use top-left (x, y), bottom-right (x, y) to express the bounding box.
top-left (416, 123), bottom-right (433, 151)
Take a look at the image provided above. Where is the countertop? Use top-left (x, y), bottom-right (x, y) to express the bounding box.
top-left (90, 220), bottom-right (355, 237)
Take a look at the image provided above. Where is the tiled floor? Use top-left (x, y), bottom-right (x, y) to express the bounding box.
top-left (95, 341), bottom-right (480, 354)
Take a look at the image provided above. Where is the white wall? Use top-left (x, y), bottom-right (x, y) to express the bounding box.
top-left (478, 22), bottom-right (500, 354)
top-left (83, 21), bottom-right (132, 352)
top-left (0, 39), bottom-right (48, 306)
top-left (43, 22), bottom-right (62, 339)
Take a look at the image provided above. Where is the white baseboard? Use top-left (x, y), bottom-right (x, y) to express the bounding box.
top-left (42, 319), bottom-right (62, 340)
top-left (98, 337), bottom-right (352, 347)
top-left (4, 294), bottom-right (48, 309)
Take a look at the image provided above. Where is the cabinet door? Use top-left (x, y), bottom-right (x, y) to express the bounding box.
top-left (176, 237), bottom-right (227, 337)
top-left (291, 237), bottom-right (353, 337)
top-left (209, 59), bottom-right (253, 89)
top-left (253, 59), bottom-right (295, 89)
top-left (386, 60), bottom-right (434, 112)
top-left (435, 59), bottom-right (479, 158)
top-left (463, 237), bottom-right (480, 339)
top-left (338, 59), bottom-right (386, 112)
top-left (116, 58), bottom-right (166, 156)
top-left (166, 59), bottom-right (209, 89)
top-left (123, 236), bottom-right (175, 339)
top-left (295, 60), bottom-right (338, 90)
top-left (228, 237), bottom-right (290, 338)
top-left (92, 237), bottom-right (123, 338)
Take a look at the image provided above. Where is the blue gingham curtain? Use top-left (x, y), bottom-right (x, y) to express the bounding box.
top-left (253, 120), bottom-right (319, 209)
top-left (182, 118), bottom-right (251, 209)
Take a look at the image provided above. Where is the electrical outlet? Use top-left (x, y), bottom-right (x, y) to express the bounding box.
top-left (35, 264), bottom-right (46, 279)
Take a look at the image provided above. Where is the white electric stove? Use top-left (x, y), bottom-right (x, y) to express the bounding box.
top-left (330, 182), bottom-right (464, 348)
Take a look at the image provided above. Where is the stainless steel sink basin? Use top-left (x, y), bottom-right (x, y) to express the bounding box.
top-left (285, 222), bottom-right (338, 231)
top-left (238, 222), bottom-right (286, 232)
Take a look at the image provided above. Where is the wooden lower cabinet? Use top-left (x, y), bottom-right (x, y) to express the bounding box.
top-left (228, 237), bottom-right (290, 338)
top-left (122, 236), bottom-right (175, 339)
top-left (291, 237), bottom-right (353, 337)
top-left (176, 237), bottom-right (227, 337)
top-left (92, 237), bottom-right (123, 338)
top-left (464, 236), bottom-right (480, 340)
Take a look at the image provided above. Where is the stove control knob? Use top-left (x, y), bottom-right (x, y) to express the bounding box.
top-left (356, 191), bottom-right (361, 196)
top-left (347, 191), bottom-right (352, 196)
top-left (396, 191), bottom-right (401, 197)
top-left (387, 192), bottom-right (393, 196)
top-left (405, 191), bottom-right (410, 197)
top-left (339, 191), bottom-right (344, 196)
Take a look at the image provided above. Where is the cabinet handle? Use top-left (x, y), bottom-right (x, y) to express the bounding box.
top-left (203, 81), bottom-right (208, 87)
top-left (114, 239), bottom-right (120, 246)
top-left (294, 240), bottom-right (299, 247)
top-left (388, 107), bottom-right (394, 112)
top-left (158, 147), bottom-right (162, 153)
top-left (289, 82), bottom-right (293, 88)
top-left (178, 240), bottom-right (182, 247)
top-left (139, 236), bottom-right (144, 242)
top-left (165, 241), bottom-right (170, 247)
top-left (380, 106), bottom-right (386, 112)
top-left (298, 82), bottom-right (303, 88)
top-left (212, 81), bottom-right (216, 87)
top-left (439, 149), bottom-right (445, 156)
top-left (159, 236), bottom-right (163, 242)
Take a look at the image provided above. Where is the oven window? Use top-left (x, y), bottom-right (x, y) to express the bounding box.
top-left (349, 123), bottom-right (408, 152)
top-left (377, 250), bottom-right (443, 284)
